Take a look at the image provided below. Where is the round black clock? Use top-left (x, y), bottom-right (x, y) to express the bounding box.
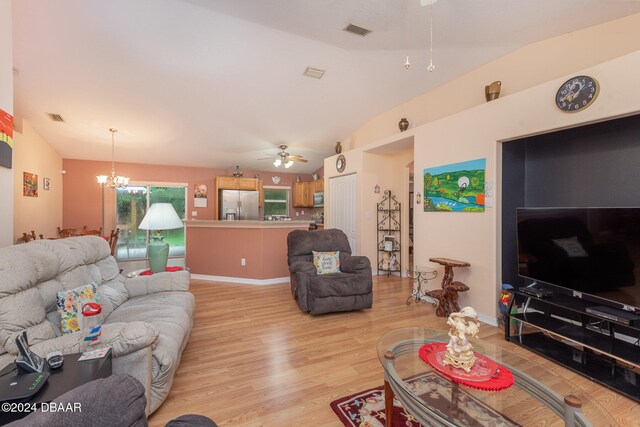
top-left (336, 154), bottom-right (346, 173)
top-left (555, 75), bottom-right (599, 113)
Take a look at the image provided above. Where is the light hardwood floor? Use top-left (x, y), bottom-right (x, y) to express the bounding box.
top-left (149, 277), bottom-right (639, 426)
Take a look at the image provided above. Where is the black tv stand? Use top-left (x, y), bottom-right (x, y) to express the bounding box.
top-left (505, 290), bottom-right (640, 402)
top-left (519, 286), bottom-right (553, 298)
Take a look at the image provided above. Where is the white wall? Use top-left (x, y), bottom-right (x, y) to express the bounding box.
top-left (0, 0), bottom-right (13, 247)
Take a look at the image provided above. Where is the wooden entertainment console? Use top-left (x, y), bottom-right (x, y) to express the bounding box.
top-left (505, 290), bottom-right (640, 402)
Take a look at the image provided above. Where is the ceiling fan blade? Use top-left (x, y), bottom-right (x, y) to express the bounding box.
top-left (291, 157), bottom-right (308, 163)
top-left (257, 157), bottom-right (275, 160)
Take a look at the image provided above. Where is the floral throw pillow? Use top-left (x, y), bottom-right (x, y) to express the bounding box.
top-left (56, 283), bottom-right (100, 335)
top-left (313, 251), bottom-right (341, 275)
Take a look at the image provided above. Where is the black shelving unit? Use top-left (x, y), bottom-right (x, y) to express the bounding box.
top-left (377, 190), bottom-right (401, 276)
top-left (505, 290), bottom-right (640, 402)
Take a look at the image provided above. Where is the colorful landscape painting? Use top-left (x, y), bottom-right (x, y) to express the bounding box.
top-left (0, 109), bottom-right (14, 169)
top-left (23, 172), bottom-right (38, 197)
top-left (424, 158), bottom-right (486, 212)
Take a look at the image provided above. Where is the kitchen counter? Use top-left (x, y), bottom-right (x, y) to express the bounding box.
top-left (184, 220), bottom-right (312, 229)
top-left (184, 220), bottom-right (311, 284)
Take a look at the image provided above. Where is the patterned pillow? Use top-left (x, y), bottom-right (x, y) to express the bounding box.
top-left (313, 251), bottom-right (341, 275)
top-left (56, 284), bottom-right (100, 335)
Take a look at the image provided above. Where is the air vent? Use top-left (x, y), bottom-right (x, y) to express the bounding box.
top-left (46, 113), bottom-right (65, 122)
top-left (343, 23), bottom-right (372, 37)
top-left (303, 67), bottom-right (326, 79)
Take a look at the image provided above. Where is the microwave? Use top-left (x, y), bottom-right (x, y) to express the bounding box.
top-left (313, 192), bottom-right (324, 208)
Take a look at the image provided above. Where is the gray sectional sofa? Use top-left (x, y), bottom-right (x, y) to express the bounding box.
top-left (0, 236), bottom-right (194, 414)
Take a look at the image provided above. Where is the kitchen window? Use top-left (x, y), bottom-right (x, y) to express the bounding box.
top-left (264, 188), bottom-right (289, 217)
top-left (115, 185), bottom-right (186, 260)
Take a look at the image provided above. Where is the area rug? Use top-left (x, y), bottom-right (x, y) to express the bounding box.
top-left (330, 372), bottom-right (521, 427)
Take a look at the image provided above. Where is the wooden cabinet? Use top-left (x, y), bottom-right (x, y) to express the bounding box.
top-left (215, 176), bottom-right (259, 191)
top-left (258, 180), bottom-right (264, 208)
top-left (312, 179), bottom-right (324, 193)
top-left (292, 180), bottom-right (324, 208)
top-left (292, 181), bottom-right (309, 208)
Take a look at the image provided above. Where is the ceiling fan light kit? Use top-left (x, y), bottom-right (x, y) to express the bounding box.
top-left (263, 144), bottom-right (307, 169)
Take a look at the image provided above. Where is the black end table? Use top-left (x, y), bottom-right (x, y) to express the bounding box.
top-left (0, 348), bottom-right (112, 423)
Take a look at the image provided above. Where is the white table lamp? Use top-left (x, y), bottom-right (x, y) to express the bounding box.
top-left (138, 203), bottom-right (184, 273)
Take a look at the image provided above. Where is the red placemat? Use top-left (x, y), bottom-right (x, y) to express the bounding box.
top-left (139, 266), bottom-right (184, 276)
top-left (419, 342), bottom-right (514, 391)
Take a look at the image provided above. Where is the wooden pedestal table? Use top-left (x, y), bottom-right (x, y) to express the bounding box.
top-left (427, 257), bottom-right (470, 317)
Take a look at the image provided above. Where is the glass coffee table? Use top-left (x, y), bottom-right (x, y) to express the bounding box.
top-left (377, 328), bottom-right (618, 427)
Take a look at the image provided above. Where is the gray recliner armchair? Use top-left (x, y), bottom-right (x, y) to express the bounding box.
top-left (287, 229), bottom-right (373, 315)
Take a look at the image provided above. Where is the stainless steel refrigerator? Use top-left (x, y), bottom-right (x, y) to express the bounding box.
top-left (218, 190), bottom-right (260, 220)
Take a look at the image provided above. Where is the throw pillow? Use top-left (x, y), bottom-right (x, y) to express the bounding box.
top-left (552, 236), bottom-right (589, 257)
top-left (56, 283), bottom-right (100, 335)
top-left (313, 251), bottom-right (341, 275)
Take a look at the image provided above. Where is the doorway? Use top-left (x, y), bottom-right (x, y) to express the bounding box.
top-left (329, 173), bottom-right (357, 254)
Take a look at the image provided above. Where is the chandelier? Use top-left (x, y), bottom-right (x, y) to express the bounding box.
top-left (96, 128), bottom-right (129, 189)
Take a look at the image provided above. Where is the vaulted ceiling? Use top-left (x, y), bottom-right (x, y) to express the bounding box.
top-left (12, 0), bottom-right (640, 173)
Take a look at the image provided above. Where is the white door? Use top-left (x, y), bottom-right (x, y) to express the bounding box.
top-left (329, 173), bottom-right (357, 254)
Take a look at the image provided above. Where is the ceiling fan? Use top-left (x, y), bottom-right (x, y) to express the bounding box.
top-left (259, 144), bottom-right (308, 168)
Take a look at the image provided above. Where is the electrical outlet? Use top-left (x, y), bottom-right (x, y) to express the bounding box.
top-left (241, 258), bottom-right (246, 266)
top-left (295, 211), bottom-right (299, 217)
top-left (192, 211), bottom-right (198, 217)
top-left (301, 210), bottom-right (304, 215)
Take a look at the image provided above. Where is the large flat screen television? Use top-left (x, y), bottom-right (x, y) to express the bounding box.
top-left (517, 207), bottom-right (640, 312)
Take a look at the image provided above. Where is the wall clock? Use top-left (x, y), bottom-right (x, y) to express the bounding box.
top-left (555, 75), bottom-right (599, 113)
top-left (336, 154), bottom-right (346, 173)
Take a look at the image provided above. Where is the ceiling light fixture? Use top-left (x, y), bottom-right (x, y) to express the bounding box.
top-left (285, 160), bottom-right (294, 168)
top-left (96, 128), bottom-right (129, 189)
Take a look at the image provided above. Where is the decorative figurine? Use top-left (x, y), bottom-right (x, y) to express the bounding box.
top-left (335, 141), bottom-right (342, 154)
top-left (443, 306), bottom-right (480, 372)
top-left (381, 253), bottom-right (390, 270)
top-left (389, 254), bottom-right (397, 271)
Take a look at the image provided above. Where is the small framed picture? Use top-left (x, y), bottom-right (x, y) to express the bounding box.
top-left (384, 235), bottom-right (395, 251)
top-left (43, 177), bottom-right (50, 190)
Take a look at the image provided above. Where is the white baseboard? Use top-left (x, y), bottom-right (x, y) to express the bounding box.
top-left (477, 312), bottom-right (498, 327)
top-left (191, 274), bottom-right (290, 285)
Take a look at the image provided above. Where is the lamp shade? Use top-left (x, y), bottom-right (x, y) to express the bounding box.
top-left (138, 203), bottom-right (183, 231)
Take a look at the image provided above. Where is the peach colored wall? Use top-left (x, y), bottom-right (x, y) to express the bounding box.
top-left (327, 49), bottom-right (640, 324)
top-left (186, 226), bottom-right (294, 279)
top-left (12, 121), bottom-right (63, 242)
top-left (62, 159), bottom-right (315, 228)
top-left (344, 13), bottom-right (640, 150)
top-left (0, 0), bottom-right (12, 247)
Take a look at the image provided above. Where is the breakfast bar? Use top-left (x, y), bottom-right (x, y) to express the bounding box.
top-left (185, 220), bottom-right (312, 283)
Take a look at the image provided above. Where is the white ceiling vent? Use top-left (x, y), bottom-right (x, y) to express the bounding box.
top-left (46, 113), bottom-right (65, 122)
top-left (303, 67), bottom-right (326, 79)
top-left (343, 23), bottom-right (372, 37)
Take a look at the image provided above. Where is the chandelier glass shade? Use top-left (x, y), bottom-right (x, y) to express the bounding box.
top-left (97, 128), bottom-right (129, 189)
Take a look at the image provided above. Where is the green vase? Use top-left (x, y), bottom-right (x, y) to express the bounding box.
top-left (148, 235), bottom-right (169, 273)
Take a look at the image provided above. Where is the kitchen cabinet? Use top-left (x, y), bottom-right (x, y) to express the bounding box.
top-left (258, 180), bottom-right (264, 208)
top-left (292, 180), bottom-right (324, 208)
top-left (215, 176), bottom-right (259, 191)
top-left (292, 181), bottom-right (309, 208)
